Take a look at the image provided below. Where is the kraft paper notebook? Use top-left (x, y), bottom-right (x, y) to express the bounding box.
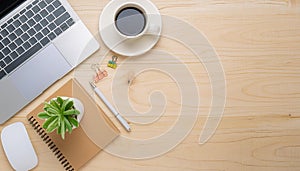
top-left (26, 79), bottom-right (119, 171)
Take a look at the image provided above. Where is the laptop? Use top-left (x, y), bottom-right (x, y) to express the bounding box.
top-left (0, 0), bottom-right (100, 124)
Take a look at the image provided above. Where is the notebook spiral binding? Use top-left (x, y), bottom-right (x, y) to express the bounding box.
top-left (28, 116), bottom-right (75, 171)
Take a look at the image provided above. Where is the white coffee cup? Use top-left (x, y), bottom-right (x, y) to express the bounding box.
top-left (114, 2), bottom-right (159, 39)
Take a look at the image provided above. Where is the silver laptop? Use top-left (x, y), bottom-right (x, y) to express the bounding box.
top-left (0, 0), bottom-right (100, 124)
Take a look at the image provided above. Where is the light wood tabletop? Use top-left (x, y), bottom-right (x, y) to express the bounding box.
top-left (1, 0), bottom-right (300, 170)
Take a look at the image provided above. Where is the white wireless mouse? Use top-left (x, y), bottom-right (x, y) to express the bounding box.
top-left (1, 122), bottom-right (38, 171)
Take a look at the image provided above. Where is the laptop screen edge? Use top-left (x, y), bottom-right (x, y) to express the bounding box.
top-left (0, 0), bottom-right (27, 20)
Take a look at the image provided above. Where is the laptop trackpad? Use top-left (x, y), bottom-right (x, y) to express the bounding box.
top-left (10, 44), bottom-right (72, 100)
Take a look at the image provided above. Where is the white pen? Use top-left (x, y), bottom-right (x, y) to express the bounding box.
top-left (89, 82), bottom-right (131, 132)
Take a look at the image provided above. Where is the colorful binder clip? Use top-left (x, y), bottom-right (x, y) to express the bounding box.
top-left (107, 56), bottom-right (118, 69)
top-left (92, 64), bottom-right (108, 83)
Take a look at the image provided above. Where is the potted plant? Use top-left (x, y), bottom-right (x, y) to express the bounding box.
top-left (37, 96), bottom-right (84, 139)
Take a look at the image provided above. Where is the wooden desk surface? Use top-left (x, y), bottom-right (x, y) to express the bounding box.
top-left (1, 0), bottom-right (300, 170)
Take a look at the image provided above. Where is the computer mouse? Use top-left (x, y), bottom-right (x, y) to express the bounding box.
top-left (1, 122), bottom-right (38, 171)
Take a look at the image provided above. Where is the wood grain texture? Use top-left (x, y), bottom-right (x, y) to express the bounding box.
top-left (1, 0), bottom-right (300, 170)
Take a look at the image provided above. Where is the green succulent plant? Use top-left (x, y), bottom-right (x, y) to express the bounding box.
top-left (37, 97), bottom-right (80, 139)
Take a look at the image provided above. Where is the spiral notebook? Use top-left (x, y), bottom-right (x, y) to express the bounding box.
top-left (26, 79), bottom-right (119, 171)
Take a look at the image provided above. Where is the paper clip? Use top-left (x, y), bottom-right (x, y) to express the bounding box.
top-left (127, 71), bottom-right (135, 85)
top-left (91, 64), bottom-right (108, 83)
top-left (107, 56), bottom-right (118, 69)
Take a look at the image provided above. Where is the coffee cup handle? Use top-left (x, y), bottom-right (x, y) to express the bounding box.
top-left (146, 24), bottom-right (160, 36)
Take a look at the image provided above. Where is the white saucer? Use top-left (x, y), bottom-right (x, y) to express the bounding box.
top-left (99, 0), bottom-right (162, 56)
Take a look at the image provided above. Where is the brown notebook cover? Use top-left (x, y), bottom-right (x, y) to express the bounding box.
top-left (26, 79), bottom-right (119, 171)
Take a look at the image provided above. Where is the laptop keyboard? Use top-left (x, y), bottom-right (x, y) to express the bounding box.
top-left (0, 0), bottom-right (75, 80)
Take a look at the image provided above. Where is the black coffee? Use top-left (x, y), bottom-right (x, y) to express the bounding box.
top-left (115, 7), bottom-right (146, 37)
